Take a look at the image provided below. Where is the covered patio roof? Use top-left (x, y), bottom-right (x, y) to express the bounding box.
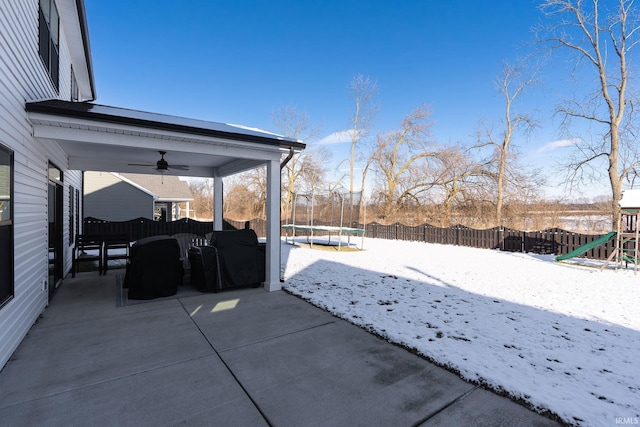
top-left (26, 99), bottom-right (304, 291)
top-left (26, 100), bottom-right (305, 178)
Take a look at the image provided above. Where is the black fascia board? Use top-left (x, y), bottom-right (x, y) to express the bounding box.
top-left (26, 100), bottom-right (306, 150)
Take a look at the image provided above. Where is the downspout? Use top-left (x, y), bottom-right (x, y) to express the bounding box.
top-left (278, 147), bottom-right (295, 282)
top-left (280, 147), bottom-right (295, 170)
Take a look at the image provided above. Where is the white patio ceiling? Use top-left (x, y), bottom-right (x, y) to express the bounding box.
top-left (26, 100), bottom-right (304, 178)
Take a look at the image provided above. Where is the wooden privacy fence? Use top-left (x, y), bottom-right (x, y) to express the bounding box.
top-left (83, 217), bottom-right (264, 242)
top-left (83, 217), bottom-right (615, 260)
top-left (364, 223), bottom-right (616, 260)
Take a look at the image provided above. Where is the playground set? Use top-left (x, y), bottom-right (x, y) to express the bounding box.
top-left (555, 189), bottom-right (640, 272)
top-left (282, 190), bottom-right (366, 251)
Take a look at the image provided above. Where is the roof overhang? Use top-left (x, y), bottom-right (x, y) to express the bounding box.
top-left (109, 173), bottom-right (157, 198)
top-left (57, 0), bottom-right (96, 101)
top-left (620, 189), bottom-right (640, 209)
top-left (26, 100), bottom-right (305, 178)
top-left (156, 198), bottom-right (194, 203)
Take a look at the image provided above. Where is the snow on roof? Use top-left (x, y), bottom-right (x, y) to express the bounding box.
top-left (619, 189), bottom-right (640, 208)
top-left (26, 100), bottom-right (305, 148)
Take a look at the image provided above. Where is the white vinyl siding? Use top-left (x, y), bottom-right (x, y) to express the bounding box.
top-left (0, 0), bottom-right (84, 369)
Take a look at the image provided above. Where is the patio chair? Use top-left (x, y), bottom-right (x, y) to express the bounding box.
top-left (172, 232), bottom-right (205, 271)
top-left (124, 235), bottom-right (183, 299)
top-left (102, 234), bottom-right (130, 275)
top-left (72, 234), bottom-right (103, 277)
top-left (205, 231), bottom-right (216, 244)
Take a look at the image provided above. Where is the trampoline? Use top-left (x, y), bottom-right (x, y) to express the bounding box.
top-left (283, 190), bottom-right (366, 250)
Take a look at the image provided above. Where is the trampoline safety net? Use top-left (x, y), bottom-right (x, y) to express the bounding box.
top-left (283, 190), bottom-right (366, 249)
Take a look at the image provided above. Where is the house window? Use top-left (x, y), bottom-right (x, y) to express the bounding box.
top-left (0, 144), bottom-right (14, 308)
top-left (38, 0), bottom-right (60, 91)
top-left (48, 164), bottom-right (62, 183)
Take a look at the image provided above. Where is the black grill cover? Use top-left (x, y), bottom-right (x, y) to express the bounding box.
top-left (124, 235), bottom-right (183, 299)
top-left (214, 229), bottom-right (260, 289)
top-left (188, 245), bottom-right (220, 292)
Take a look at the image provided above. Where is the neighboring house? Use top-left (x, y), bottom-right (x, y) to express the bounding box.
top-left (84, 172), bottom-right (194, 221)
top-left (0, 0), bottom-right (304, 371)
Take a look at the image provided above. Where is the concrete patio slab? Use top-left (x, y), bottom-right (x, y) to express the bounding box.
top-left (38, 271), bottom-right (183, 327)
top-left (221, 319), bottom-right (476, 426)
top-left (420, 386), bottom-right (561, 426)
top-left (0, 270), bottom-right (562, 426)
top-left (181, 288), bottom-right (334, 351)
top-left (0, 355), bottom-right (267, 427)
top-left (0, 300), bottom-right (212, 407)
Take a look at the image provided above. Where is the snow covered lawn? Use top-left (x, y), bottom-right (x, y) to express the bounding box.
top-left (281, 237), bottom-right (640, 426)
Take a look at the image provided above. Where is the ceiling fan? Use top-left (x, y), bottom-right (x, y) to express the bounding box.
top-left (128, 151), bottom-right (189, 173)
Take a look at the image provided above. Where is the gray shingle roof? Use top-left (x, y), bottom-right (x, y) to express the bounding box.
top-left (120, 173), bottom-right (193, 201)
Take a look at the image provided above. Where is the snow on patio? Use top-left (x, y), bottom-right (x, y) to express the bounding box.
top-left (281, 237), bottom-right (640, 426)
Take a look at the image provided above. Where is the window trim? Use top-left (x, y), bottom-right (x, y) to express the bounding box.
top-left (75, 188), bottom-right (80, 243)
top-left (69, 184), bottom-right (74, 246)
top-left (0, 143), bottom-right (14, 309)
top-left (38, 0), bottom-right (60, 91)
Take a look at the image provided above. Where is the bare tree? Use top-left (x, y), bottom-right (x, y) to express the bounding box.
top-left (222, 167), bottom-right (272, 220)
top-left (490, 60), bottom-right (538, 225)
top-left (371, 105), bottom-right (438, 220)
top-left (247, 166), bottom-right (267, 219)
top-left (272, 106), bottom-right (322, 212)
top-left (348, 74), bottom-right (379, 203)
top-left (296, 147), bottom-right (331, 194)
top-left (187, 178), bottom-right (213, 220)
top-left (538, 0), bottom-right (640, 221)
top-left (432, 144), bottom-right (496, 227)
top-left (223, 176), bottom-right (261, 220)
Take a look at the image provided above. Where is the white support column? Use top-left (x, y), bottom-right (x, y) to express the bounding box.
top-left (213, 176), bottom-right (223, 231)
top-left (265, 159), bottom-right (281, 291)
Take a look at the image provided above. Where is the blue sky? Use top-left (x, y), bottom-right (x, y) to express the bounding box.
top-left (84, 0), bottom-right (606, 198)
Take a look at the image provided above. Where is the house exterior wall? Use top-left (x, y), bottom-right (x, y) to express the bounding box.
top-left (0, 1), bottom-right (87, 369)
top-left (84, 172), bottom-right (155, 221)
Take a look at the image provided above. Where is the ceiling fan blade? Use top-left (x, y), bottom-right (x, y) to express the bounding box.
top-left (169, 165), bottom-right (190, 170)
top-left (128, 163), bottom-right (155, 166)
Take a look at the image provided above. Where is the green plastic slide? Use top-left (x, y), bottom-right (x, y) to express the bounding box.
top-left (555, 231), bottom-right (617, 261)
